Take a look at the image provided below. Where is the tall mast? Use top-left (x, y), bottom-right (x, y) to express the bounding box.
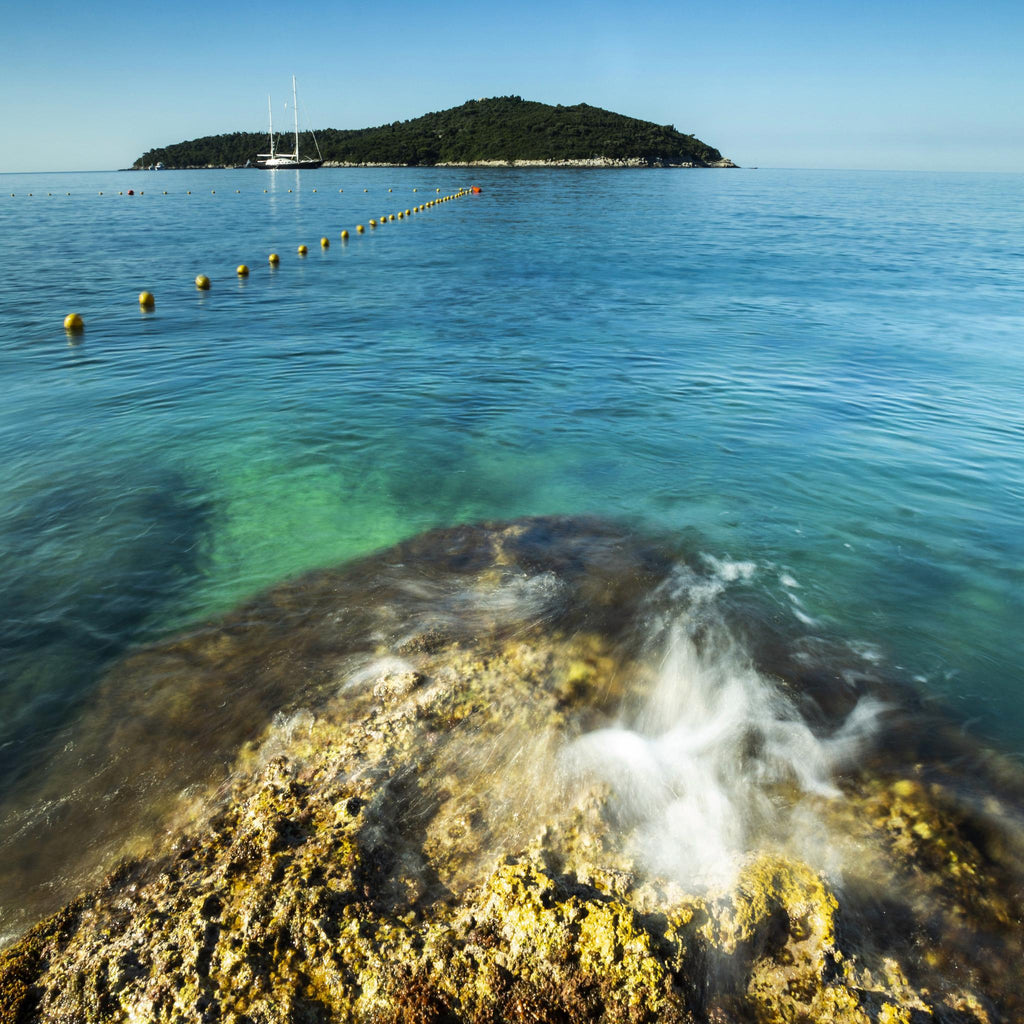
top-left (292, 75), bottom-right (299, 160)
top-left (267, 94), bottom-right (275, 159)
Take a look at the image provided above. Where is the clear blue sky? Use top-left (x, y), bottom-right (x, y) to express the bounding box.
top-left (3, 0), bottom-right (1022, 172)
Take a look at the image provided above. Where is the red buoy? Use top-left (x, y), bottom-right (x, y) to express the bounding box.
top-left (471, 186), bottom-right (482, 194)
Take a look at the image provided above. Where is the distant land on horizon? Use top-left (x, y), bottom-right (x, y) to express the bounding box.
top-left (133, 96), bottom-right (737, 170)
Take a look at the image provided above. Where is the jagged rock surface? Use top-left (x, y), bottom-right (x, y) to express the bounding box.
top-left (2, 519), bottom-right (1021, 1023)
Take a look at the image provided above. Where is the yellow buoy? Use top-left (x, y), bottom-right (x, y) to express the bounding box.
top-left (237, 264), bottom-right (249, 276)
top-left (195, 274), bottom-right (210, 290)
top-left (269, 253), bottom-right (280, 265)
top-left (298, 244), bottom-right (308, 255)
top-left (388, 188), bottom-right (393, 192)
top-left (288, 189), bottom-right (293, 193)
top-left (405, 209), bottom-right (411, 216)
top-left (356, 224), bottom-right (365, 233)
top-left (389, 214), bottom-right (395, 221)
top-left (436, 188), bottom-right (441, 192)
top-left (341, 229), bottom-right (349, 240)
top-left (364, 189), bottom-right (368, 192)
top-left (398, 211), bottom-right (404, 219)
top-left (321, 237), bottom-right (329, 248)
top-left (138, 291), bottom-right (155, 310)
top-left (64, 312), bottom-right (84, 332)
top-left (413, 188), bottom-right (418, 192)
top-left (369, 219), bottom-right (376, 228)
top-left (211, 190), bottom-right (215, 194)
top-left (313, 189), bottom-right (317, 193)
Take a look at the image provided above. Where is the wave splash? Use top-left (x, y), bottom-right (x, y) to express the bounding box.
top-left (563, 562), bottom-right (884, 888)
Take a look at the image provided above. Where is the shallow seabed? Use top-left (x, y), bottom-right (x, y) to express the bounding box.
top-left (0, 167), bottom-right (1022, 950)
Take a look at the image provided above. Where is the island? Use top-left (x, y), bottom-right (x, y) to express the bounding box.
top-left (132, 96), bottom-right (736, 170)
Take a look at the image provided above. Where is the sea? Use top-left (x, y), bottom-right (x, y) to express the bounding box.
top-left (1, 165), bottom-right (1022, 941)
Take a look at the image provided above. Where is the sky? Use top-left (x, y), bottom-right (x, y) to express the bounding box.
top-left (3, 0), bottom-right (1023, 173)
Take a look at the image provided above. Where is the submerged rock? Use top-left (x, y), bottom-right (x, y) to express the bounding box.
top-left (1, 518), bottom-right (1021, 1022)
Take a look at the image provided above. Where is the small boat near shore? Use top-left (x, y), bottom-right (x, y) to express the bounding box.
top-left (256, 76), bottom-right (323, 169)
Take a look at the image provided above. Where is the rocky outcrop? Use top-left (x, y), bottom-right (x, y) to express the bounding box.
top-left (1, 518), bottom-right (1020, 1023)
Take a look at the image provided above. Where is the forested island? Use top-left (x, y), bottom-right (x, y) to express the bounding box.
top-left (133, 96), bottom-right (735, 169)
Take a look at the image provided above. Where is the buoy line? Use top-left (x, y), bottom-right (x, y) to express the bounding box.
top-left (60, 187), bottom-right (475, 336)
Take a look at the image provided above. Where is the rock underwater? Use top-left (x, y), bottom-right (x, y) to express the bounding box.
top-left (1, 517), bottom-right (1022, 1023)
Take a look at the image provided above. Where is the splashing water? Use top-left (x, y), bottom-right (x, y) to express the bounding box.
top-left (563, 563), bottom-right (884, 888)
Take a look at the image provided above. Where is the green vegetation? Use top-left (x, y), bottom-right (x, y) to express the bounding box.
top-left (133, 96), bottom-right (731, 168)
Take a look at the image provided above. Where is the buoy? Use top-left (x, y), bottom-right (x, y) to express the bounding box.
top-left (138, 291), bottom-right (155, 310)
top-left (288, 189), bottom-right (293, 193)
top-left (313, 189), bottom-right (317, 193)
top-left (369, 219), bottom-right (376, 228)
top-left (187, 191), bottom-right (191, 195)
top-left (413, 188), bottom-right (418, 192)
top-left (237, 264), bottom-right (249, 276)
top-left (398, 211), bottom-right (404, 219)
top-left (269, 253), bottom-right (280, 265)
top-left (388, 188), bottom-right (392, 192)
top-left (211, 190), bottom-right (215, 194)
top-left (64, 313), bottom-right (84, 333)
top-left (341, 229), bottom-right (349, 240)
top-left (235, 189), bottom-right (240, 193)
top-left (436, 188), bottom-right (441, 192)
top-left (298, 244), bottom-right (308, 255)
top-left (356, 224), bottom-right (365, 233)
top-left (364, 189), bottom-right (368, 193)
top-left (321, 237), bottom-right (329, 248)
top-left (338, 189), bottom-right (344, 193)
top-left (472, 186), bottom-right (481, 193)
top-left (195, 274), bottom-right (210, 290)
top-left (405, 209), bottom-right (411, 216)
top-left (127, 189), bottom-right (134, 195)
top-left (389, 214), bottom-right (395, 221)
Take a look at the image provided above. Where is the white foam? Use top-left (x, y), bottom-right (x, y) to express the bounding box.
top-left (342, 655), bottom-right (419, 692)
top-left (561, 567), bottom-right (881, 889)
top-left (702, 555), bottom-right (757, 582)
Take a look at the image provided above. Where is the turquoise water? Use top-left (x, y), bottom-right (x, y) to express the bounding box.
top-left (1, 164), bottom-right (1022, 789)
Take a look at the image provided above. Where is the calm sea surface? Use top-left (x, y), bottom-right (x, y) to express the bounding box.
top-left (1, 167), bottom-right (1022, 893)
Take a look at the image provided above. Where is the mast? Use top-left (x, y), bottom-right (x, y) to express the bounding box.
top-left (267, 94), bottom-right (275, 159)
top-left (292, 75), bottom-right (299, 161)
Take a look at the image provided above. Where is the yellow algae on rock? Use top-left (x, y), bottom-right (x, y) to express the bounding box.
top-left (0, 519), bottom-right (1021, 1024)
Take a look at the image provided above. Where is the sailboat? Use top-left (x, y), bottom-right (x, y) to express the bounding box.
top-left (256, 76), bottom-right (323, 169)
